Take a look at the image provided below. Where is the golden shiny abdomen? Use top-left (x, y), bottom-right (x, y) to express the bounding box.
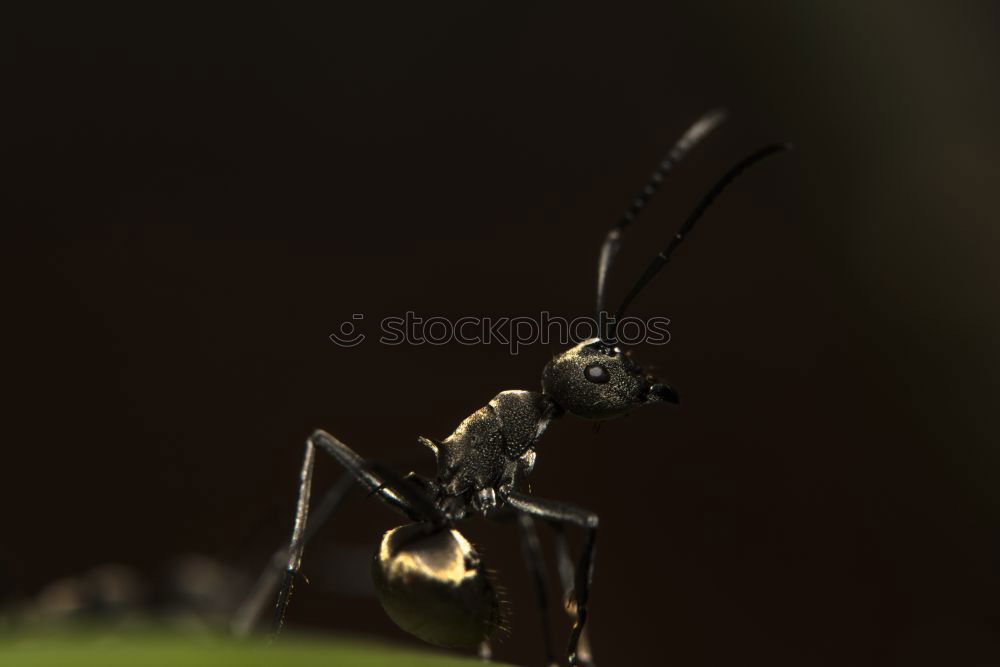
top-left (371, 524), bottom-right (501, 649)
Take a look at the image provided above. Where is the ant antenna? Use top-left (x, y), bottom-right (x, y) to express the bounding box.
top-left (596, 108), bottom-right (728, 318)
top-left (607, 142), bottom-right (792, 342)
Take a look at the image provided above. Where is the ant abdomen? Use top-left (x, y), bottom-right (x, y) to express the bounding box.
top-left (372, 523), bottom-right (502, 649)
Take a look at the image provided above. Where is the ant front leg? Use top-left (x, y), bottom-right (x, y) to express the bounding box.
top-left (517, 513), bottom-right (558, 667)
top-left (551, 523), bottom-right (596, 666)
top-left (507, 493), bottom-right (599, 667)
top-left (270, 429), bottom-right (421, 636)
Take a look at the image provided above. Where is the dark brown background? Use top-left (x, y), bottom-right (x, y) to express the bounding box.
top-left (5, 2), bottom-right (1000, 665)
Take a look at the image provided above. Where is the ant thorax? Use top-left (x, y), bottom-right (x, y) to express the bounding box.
top-left (419, 390), bottom-right (561, 517)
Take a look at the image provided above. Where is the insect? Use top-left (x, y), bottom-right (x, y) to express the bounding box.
top-left (233, 110), bottom-right (789, 666)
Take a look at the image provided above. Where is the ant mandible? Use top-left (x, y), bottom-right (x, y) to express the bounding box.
top-left (234, 110), bottom-right (789, 666)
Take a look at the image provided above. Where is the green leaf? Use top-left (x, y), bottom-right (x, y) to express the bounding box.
top-left (0, 630), bottom-right (515, 667)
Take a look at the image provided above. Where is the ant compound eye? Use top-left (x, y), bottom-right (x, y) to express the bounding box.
top-left (583, 363), bottom-right (610, 384)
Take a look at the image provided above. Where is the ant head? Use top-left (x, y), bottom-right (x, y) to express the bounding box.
top-left (560, 127), bottom-right (788, 420)
top-left (542, 338), bottom-right (678, 420)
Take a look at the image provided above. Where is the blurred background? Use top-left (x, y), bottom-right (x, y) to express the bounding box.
top-left (4, 2), bottom-right (1000, 665)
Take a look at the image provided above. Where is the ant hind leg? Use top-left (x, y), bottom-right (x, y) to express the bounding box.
top-left (247, 430), bottom-right (426, 637)
top-left (231, 471), bottom-right (354, 636)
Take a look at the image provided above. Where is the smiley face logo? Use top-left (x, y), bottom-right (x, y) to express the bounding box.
top-left (329, 314), bottom-right (366, 347)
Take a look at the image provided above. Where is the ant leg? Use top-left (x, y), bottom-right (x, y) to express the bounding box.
top-left (270, 430), bottom-right (425, 637)
top-left (552, 524), bottom-right (596, 666)
top-left (231, 472), bottom-right (355, 636)
top-left (478, 639), bottom-right (492, 662)
top-left (507, 493), bottom-right (598, 667)
top-left (310, 430), bottom-right (421, 518)
top-left (517, 513), bottom-right (558, 667)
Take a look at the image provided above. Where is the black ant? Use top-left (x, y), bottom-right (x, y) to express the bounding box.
top-left (233, 110), bottom-right (789, 666)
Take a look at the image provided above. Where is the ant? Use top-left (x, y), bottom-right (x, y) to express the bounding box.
top-left (233, 110), bottom-right (789, 666)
